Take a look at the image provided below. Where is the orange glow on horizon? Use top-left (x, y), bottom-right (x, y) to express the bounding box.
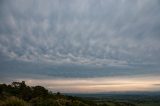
top-left (16, 75), bottom-right (160, 93)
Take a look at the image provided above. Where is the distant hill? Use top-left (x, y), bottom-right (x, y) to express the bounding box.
top-left (66, 91), bottom-right (160, 98)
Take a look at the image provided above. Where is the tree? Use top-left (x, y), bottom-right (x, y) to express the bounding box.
top-left (32, 86), bottom-right (48, 97)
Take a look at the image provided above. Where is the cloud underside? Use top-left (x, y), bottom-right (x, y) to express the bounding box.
top-left (0, 0), bottom-right (160, 79)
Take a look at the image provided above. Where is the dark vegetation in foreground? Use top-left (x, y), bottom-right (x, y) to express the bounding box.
top-left (0, 81), bottom-right (160, 106)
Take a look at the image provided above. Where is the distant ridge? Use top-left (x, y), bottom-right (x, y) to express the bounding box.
top-left (65, 91), bottom-right (160, 98)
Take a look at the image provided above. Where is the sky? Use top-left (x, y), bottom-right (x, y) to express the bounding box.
top-left (0, 0), bottom-right (160, 93)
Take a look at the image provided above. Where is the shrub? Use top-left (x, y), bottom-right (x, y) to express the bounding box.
top-left (0, 96), bottom-right (29, 106)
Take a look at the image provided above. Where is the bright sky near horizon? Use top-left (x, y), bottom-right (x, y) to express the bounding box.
top-left (0, 0), bottom-right (160, 93)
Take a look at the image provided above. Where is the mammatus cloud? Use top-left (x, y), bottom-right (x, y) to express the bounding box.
top-left (0, 0), bottom-right (160, 83)
top-left (0, 0), bottom-right (160, 66)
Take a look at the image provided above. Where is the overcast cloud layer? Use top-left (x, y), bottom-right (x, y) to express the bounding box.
top-left (0, 0), bottom-right (160, 81)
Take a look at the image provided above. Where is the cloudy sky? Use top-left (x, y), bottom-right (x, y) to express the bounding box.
top-left (0, 0), bottom-right (160, 93)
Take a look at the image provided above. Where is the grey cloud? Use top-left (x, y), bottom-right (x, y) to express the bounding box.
top-left (0, 0), bottom-right (160, 78)
top-left (153, 84), bottom-right (160, 86)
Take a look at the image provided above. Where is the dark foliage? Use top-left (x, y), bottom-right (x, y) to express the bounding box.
top-left (0, 81), bottom-right (97, 106)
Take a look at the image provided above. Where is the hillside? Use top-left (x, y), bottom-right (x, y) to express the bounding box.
top-left (0, 81), bottom-right (100, 106)
top-left (1, 81), bottom-right (160, 106)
